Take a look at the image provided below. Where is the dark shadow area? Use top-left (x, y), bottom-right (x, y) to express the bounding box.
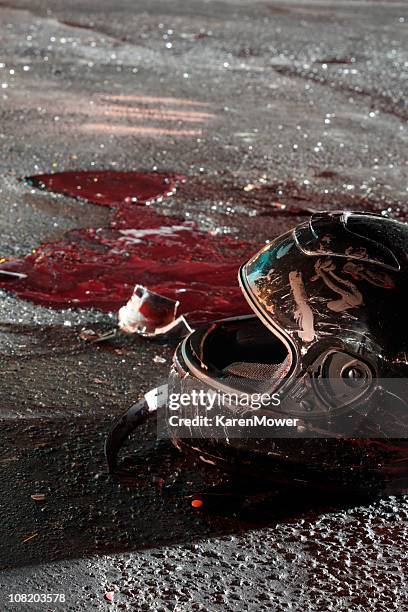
top-left (0, 411), bottom-right (379, 571)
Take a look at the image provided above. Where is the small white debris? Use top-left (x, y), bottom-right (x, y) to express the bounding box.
top-left (153, 355), bottom-right (166, 364)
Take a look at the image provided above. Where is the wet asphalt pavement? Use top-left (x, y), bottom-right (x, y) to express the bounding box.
top-left (0, 0), bottom-right (407, 610)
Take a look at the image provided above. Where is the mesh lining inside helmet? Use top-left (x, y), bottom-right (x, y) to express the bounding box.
top-left (219, 358), bottom-right (291, 395)
top-left (223, 359), bottom-right (291, 381)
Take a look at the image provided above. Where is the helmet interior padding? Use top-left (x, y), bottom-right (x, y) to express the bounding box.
top-left (186, 315), bottom-right (292, 392)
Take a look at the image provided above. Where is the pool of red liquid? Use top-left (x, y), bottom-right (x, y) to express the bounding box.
top-left (0, 171), bottom-right (256, 323)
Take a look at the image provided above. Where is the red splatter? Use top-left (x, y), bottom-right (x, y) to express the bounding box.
top-left (0, 171), bottom-right (255, 323)
top-left (26, 170), bottom-right (183, 206)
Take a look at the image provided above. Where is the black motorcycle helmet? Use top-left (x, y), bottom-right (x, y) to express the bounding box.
top-left (106, 212), bottom-right (408, 495)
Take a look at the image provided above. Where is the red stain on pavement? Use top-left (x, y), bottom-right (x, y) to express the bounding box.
top-left (0, 171), bottom-right (254, 323)
top-left (25, 170), bottom-right (182, 207)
